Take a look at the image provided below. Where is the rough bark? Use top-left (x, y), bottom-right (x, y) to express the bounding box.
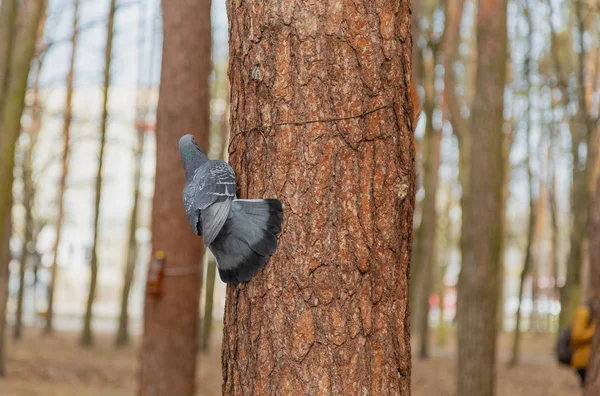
top-left (414, 48), bottom-right (441, 358)
top-left (456, 0), bottom-right (508, 395)
top-left (0, 204), bottom-right (11, 376)
top-left (80, 0), bottom-right (115, 346)
top-left (46, 0), bottom-right (78, 335)
top-left (14, 53), bottom-right (44, 340)
top-left (222, 1), bottom-right (415, 394)
top-left (0, 0), bottom-right (46, 272)
top-left (138, 0), bottom-right (212, 393)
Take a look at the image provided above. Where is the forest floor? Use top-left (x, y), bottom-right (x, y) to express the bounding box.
top-left (0, 327), bottom-right (583, 395)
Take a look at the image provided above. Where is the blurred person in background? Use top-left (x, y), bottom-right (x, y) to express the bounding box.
top-left (571, 293), bottom-right (598, 386)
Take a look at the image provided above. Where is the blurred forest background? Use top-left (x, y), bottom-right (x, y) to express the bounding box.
top-left (0, 0), bottom-right (599, 395)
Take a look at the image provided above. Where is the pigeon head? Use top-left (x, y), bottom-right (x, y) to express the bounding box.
top-left (179, 134), bottom-right (208, 181)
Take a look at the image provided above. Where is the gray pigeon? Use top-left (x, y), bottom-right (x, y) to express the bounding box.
top-left (178, 134), bottom-right (283, 283)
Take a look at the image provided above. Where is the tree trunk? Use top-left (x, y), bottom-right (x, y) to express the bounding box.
top-left (456, 0), bottom-right (508, 395)
top-left (0, 204), bottom-right (11, 376)
top-left (138, 0), bottom-right (212, 393)
top-left (115, 0), bottom-right (153, 347)
top-left (80, 0), bottom-right (115, 347)
top-left (200, 257), bottom-right (216, 352)
top-left (46, 0), bottom-right (78, 335)
top-left (115, 127), bottom-right (145, 347)
top-left (222, 1), bottom-right (416, 394)
top-left (0, 0), bottom-right (17, 113)
top-left (14, 53), bottom-right (44, 340)
top-left (414, 55), bottom-right (441, 358)
top-left (0, 0), bottom-right (46, 270)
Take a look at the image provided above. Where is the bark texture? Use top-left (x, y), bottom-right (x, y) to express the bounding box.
top-left (456, 0), bottom-right (508, 395)
top-left (46, 0), bottom-right (78, 334)
top-left (223, 1), bottom-right (416, 394)
top-left (81, 0), bottom-right (115, 346)
top-left (138, 0), bottom-right (212, 394)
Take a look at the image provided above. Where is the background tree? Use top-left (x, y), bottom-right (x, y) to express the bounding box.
top-left (585, 176), bottom-right (600, 394)
top-left (222, 0), bottom-right (416, 394)
top-left (14, 51), bottom-right (45, 340)
top-left (456, 1), bottom-right (508, 396)
top-left (81, 0), bottom-right (116, 346)
top-left (138, 0), bottom-right (212, 393)
top-left (46, 0), bottom-right (79, 335)
top-left (0, 207), bottom-right (11, 376)
top-left (0, 0), bottom-right (46, 269)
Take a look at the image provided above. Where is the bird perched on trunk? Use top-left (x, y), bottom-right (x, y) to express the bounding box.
top-left (178, 134), bottom-right (283, 283)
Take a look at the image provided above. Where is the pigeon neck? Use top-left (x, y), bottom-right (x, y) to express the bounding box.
top-left (184, 156), bottom-right (208, 183)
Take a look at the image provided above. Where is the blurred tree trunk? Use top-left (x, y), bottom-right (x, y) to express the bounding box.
top-left (115, 127), bottom-right (145, 348)
top-left (510, 3), bottom-right (535, 364)
top-left (138, 0), bottom-right (212, 393)
top-left (558, 0), bottom-right (598, 330)
top-left (115, 0), bottom-right (152, 347)
top-left (46, 0), bottom-right (78, 335)
top-left (14, 53), bottom-right (44, 340)
top-left (200, 256), bottom-right (216, 352)
top-left (437, 190), bottom-right (454, 346)
top-left (584, 175), bottom-right (600, 395)
top-left (414, 46), bottom-right (441, 359)
top-left (456, 0), bottom-right (508, 395)
top-left (0, 0), bottom-right (17, 113)
top-left (223, 1), bottom-right (415, 394)
top-left (0, 0), bottom-right (46, 272)
top-left (81, 0), bottom-right (115, 347)
top-left (0, 205), bottom-right (11, 376)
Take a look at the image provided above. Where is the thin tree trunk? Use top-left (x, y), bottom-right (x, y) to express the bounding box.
top-left (456, 0), bottom-right (508, 394)
top-left (415, 54), bottom-right (441, 357)
top-left (81, 0), bottom-right (115, 347)
top-left (138, 0), bottom-right (212, 393)
top-left (0, 0), bottom-right (46, 270)
top-left (0, 203), bottom-right (11, 376)
top-left (46, 0), bottom-right (78, 335)
top-left (200, 257), bottom-right (216, 352)
top-left (115, 0), bottom-right (153, 348)
top-left (223, 1), bottom-right (416, 394)
top-left (115, 127), bottom-right (145, 347)
top-left (14, 53), bottom-right (44, 340)
top-left (509, 1), bottom-right (535, 365)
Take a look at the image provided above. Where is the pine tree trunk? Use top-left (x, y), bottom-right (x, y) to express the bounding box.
top-left (456, 0), bottom-right (508, 395)
top-left (46, 0), bottom-right (78, 335)
top-left (138, 0), bottom-right (212, 393)
top-left (222, 1), bottom-right (416, 394)
top-left (0, 203), bottom-right (11, 376)
top-left (0, 0), bottom-right (46, 271)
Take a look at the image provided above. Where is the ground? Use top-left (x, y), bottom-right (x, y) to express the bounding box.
top-left (0, 327), bottom-right (584, 395)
